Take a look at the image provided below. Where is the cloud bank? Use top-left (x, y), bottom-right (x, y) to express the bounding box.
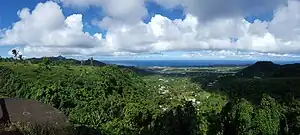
top-left (0, 0), bottom-right (300, 59)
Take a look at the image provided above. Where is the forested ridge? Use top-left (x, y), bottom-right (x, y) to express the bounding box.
top-left (0, 58), bottom-right (300, 135)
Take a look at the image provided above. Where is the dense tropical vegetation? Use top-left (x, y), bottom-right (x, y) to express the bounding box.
top-left (0, 56), bottom-right (300, 135)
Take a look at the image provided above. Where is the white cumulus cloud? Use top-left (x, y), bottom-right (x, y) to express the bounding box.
top-left (99, 0), bottom-right (300, 54)
top-left (154, 0), bottom-right (287, 21)
top-left (59, 0), bottom-right (148, 24)
top-left (0, 1), bottom-right (108, 57)
top-left (1, 0), bottom-right (300, 59)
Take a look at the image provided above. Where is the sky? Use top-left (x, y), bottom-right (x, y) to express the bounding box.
top-left (1, 0), bottom-right (300, 60)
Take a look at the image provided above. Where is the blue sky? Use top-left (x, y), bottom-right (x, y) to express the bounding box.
top-left (0, 1), bottom-right (187, 35)
top-left (0, 0), bottom-right (187, 58)
top-left (0, 0), bottom-right (299, 60)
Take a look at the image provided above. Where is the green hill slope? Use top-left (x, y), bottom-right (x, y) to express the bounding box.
top-left (236, 61), bottom-right (280, 77)
top-left (0, 62), bottom-right (155, 133)
top-left (27, 56), bottom-right (106, 66)
top-left (237, 61), bottom-right (300, 78)
top-left (2, 59), bottom-right (300, 135)
top-left (0, 61), bottom-right (203, 135)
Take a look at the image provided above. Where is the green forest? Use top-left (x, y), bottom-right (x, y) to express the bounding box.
top-left (0, 57), bottom-right (300, 135)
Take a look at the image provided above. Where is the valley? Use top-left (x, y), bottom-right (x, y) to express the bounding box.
top-left (0, 58), bottom-right (300, 135)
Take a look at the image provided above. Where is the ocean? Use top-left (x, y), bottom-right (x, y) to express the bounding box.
top-left (102, 60), bottom-right (300, 67)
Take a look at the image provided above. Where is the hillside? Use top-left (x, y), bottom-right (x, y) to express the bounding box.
top-left (236, 61), bottom-right (280, 77)
top-left (28, 56), bottom-right (106, 66)
top-left (0, 62), bottom-right (145, 133)
top-left (0, 61), bottom-right (206, 135)
top-left (1, 59), bottom-right (300, 135)
top-left (236, 61), bottom-right (300, 78)
top-left (273, 63), bottom-right (300, 77)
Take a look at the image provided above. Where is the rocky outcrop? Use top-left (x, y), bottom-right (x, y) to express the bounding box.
top-left (0, 98), bottom-right (68, 126)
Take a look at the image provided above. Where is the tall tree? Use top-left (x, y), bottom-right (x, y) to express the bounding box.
top-left (18, 55), bottom-right (23, 60)
top-left (220, 99), bottom-right (254, 135)
top-left (285, 99), bottom-right (300, 135)
top-left (11, 49), bottom-right (18, 59)
top-left (151, 101), bottom-right (198, 135)
top-left (43, 57), bottom-right (50, 65)
top-left (252, 95), bottom-right (282, 135)
top-left (90, 57), bottom-right (94, 66)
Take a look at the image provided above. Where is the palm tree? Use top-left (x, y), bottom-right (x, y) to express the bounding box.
top-left (11, 49), bottom-right (18, 59)
top-left (18, 55), bottom-right (23, 60)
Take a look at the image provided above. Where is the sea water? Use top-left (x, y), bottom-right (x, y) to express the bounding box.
top-left (102, 60), bottom-right (299, 67)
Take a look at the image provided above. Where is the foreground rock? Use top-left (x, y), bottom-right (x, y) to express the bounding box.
top-left (0, 98), bottom-right (68, 126)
